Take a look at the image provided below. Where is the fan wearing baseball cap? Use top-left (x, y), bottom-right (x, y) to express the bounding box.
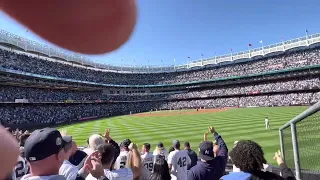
top-left (168, 140), bottom-right (191, 180)
top-left (187, 126), bottom-right (228, 180)
top-left (153, 142), bottom-right (168, 161)
top-left (21, 128), bottom-right (72, 180)
top-left (113, 139), bottom-right (131, 170)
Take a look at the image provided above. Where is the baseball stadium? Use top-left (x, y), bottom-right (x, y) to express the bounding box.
top-left (1, 2), bottom-right (320, 180)
top-left (1, 29), bottom-right (320, 179)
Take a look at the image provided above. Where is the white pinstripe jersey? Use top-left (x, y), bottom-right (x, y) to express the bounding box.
top-left (114, 151), bottom-right (129, 169)
top-left (59, 160), bottom-right (78, 180)
top-left (86, 168), bottom-right (133, 180)
top-left (168, 150), bottom-right (191, 180)
top-left (141, 152), bottom-right (154, 172)
top-left (13, 156), bottom-right (29, 180)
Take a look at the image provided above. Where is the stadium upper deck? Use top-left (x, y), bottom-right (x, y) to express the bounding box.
top-left (1, 29), bottom-right (320, 86)
top-left (1, 29), bottom-right (320, 72)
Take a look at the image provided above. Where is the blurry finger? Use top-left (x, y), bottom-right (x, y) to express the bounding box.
top-left (91, 151), bottom-right (100, 157)
top-left (0, 126), bottom-right (20, 179)
top-left (273, 151), bottom-right (277, 160)
top-left (90, 157), bottom-right (99, 162)
top-left (85, 164), bottom-right (92, 171)
top-left (0, 0), bottom-right (137, 54)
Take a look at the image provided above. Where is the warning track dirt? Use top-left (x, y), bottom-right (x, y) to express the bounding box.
top-left (133, 108), bottom-right (228, 117)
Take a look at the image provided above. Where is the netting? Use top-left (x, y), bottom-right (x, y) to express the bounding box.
top-left (282, 126), bottom-right (294, 168)
top-left (296, 111), bottom-right (320, 180)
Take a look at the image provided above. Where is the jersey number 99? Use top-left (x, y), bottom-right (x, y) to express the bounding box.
top-left (144, 162), bottom-right (153, 171)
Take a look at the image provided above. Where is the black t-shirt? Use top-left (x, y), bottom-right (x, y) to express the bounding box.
top-left (69, 150), bottom-right (87, 166)
top-left (186, 149), bottom-right (198, 170)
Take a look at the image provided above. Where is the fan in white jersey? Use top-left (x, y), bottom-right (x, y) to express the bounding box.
top-left (114, 139), bottom-right (131, 169)
top-left (168, 140), bottom-right (191, 180)
top-left (12, 156), bottom-right (29, 180)
top-left (141, 143), bottom-right (154, 172)
top-left (86, 143), bottom-right (138, 180)
top-left (153, 142), bottom-right (168, 161)
top-left (10, 133), bottom-right (31, 180)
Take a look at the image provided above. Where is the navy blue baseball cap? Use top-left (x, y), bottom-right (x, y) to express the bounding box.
top-left (199, 141), bottom-right (214, 161)
top-left (24, 128), bottom-right (72, 162)
top-left (157, 142), bottom-right (164, 148)
top-left (173, 140), bottom-right (180, 149)
top-left (121, 139), bottom-right (132, 148)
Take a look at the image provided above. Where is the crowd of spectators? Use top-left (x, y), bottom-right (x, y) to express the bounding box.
top-left (169, 78), bottom-right (320, 99)
top-left (0, 102), bottom-right (156, 126)
top-left (3, 125), bottom-right (295, 180)
top-left (0, 86), bottom-right (102, 102)
top-left (1, 48), bottom-right (320, 85)
top-left (0, 78), bottom-right (319, 102)
top-left (311, 91), bottom-right (320, 103)
top-left (160, 93), bottom-right (314, 109)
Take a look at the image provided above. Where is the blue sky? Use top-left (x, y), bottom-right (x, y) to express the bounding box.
top-left (0, 0), bottom-right (319, 66)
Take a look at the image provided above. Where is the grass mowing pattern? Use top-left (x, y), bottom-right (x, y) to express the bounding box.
top-left (58, 106), bottom-right (308, 166)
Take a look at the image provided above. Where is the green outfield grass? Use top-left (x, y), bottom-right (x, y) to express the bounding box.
top-left (57, 106), bottom-right (308, 166)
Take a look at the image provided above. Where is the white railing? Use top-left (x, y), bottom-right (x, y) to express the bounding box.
top-left (1, 29), bottom-right (320, 73)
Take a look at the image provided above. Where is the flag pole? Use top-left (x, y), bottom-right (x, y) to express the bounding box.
top-left (281, 37), bottom-right (285, 51)
top-left (25, 29), bottom-right (29, 50)
top-left (201, 54), bottom-right (204, 66)
top-left (121, 59), bottom-right (123, 72)
top-left (260, 40), bottom-right (264, 55)
top-left (305, 29), bottom-right (309, 38)
top-left (214, 52), bottom-right (217, 64)
top-left (305, 29), bottom-right (309, 46)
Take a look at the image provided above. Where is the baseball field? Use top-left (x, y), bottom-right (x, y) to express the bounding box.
top-left (57, 106), bottom-right (308, 166)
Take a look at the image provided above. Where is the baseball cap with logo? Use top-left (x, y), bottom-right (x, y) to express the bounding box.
top-left (24, 128), bottom-right (72, 162)
top-left (199, 141), bottom-right (214, 161)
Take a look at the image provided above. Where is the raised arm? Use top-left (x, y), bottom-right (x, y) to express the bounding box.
top-left (104, 128), bottom-right (120, 168)
top-left (209, 127), bottom-right (228, 160)
top-left (128, 143), bottom-right (142, 179)
top-left (274, 151), bottom-right (295, 179)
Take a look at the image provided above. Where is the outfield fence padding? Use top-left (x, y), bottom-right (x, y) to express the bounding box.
top-left (279, 101), bottom-right (320, 180)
